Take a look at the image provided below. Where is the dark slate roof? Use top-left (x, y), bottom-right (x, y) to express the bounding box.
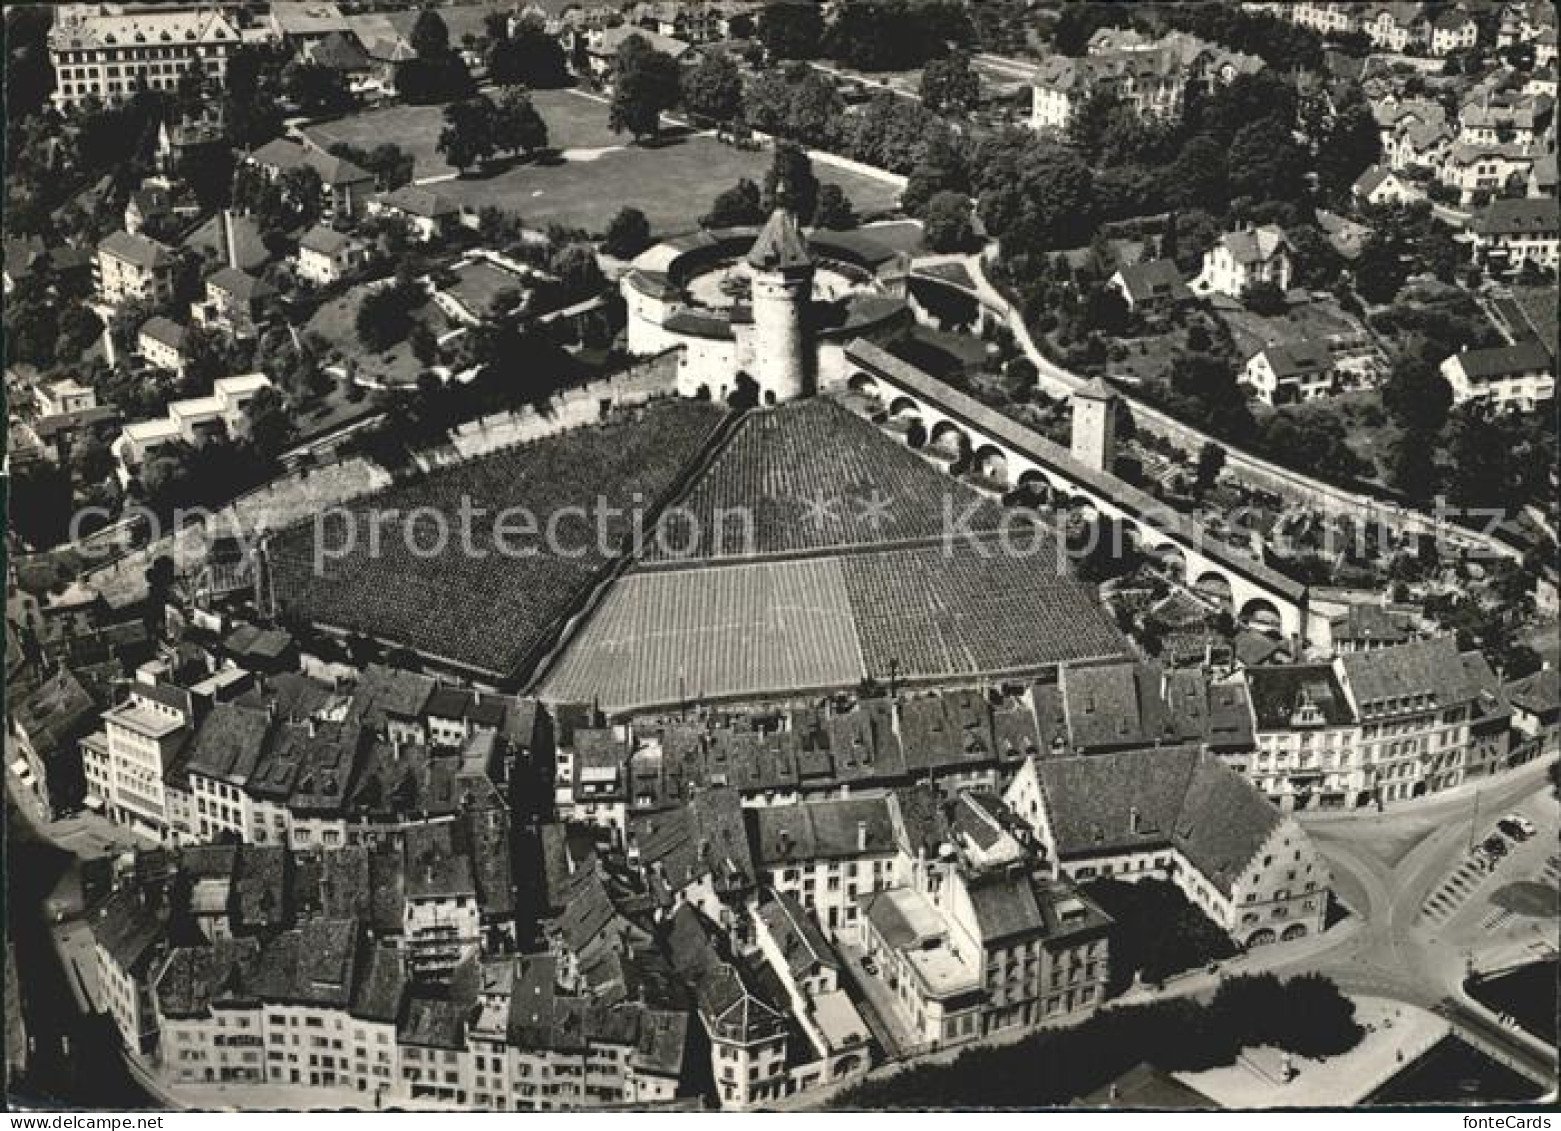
top-left (756, 892), bottom-right (838, 978)
top-left (249, 137), bottom-right (373, 185)
top-left (1505, 667), bottom-right (1560, 716)
top-left (98, 230), bottom-right (172, 270)
top-left (138, 314), bottom-right (188, 351)
top-left (298, 224), bottom-right (354, 255)
top-left (350, 940), bottom-right (406, 1023)
top-left (748, 795), bottom-right (895, 866)
top-left (1474, 196), bottom-right (1559, 236)
top-left (208, 265), bottom-right (275, 303)
top-left (1254, 338), bottom-right (1333, 378)
top-left (964, 870), bottom-right (1046, 944)
top-left (1449, 340), bottom-right (1552, 381)
top-left (91, 886), bottom-right (170, 976)
top-left (1246, 663), bottom-right (1354, 728)
top-left (1036, 746), bottom-right (1282, 896)
top-left (12, 665), bottom-right (97, 755)
top-left (399, 995), bottom-right (469, 1049)
top-left (1329, 603), bottom-right (1411, 645)
top-left (1339, 635), bottom-right (1480, 713)
top-left (376, 185), bottom-right (457, 219)
top-left (1112, 258), bottom-right (1192, 304)
top-left (186, 702), bottom-right (272, 785)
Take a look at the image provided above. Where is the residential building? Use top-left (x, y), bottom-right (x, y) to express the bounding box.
top-left (1469, 197), bottom-right (1560, 274)
top-left (1440, 340), bottom-right (1555, 411)
top-left (1005, 746), bottom-right (1330, 948)
top-left (1353, 163), bottom-right (1427, 207)
top-left (1504, 667), bottom-right (1559, 753)
top-left (10, 665), bottom-right (99, 819)
top-left (1107, 259), bottom-right (1193, 315)
top-left (1031, 31), bottom-right (1263, 132)
top-left (96, 231), bottom-right (175, 307)
top-left (246, 139), bottom-right (376, 221)
top-left (90, 662), bottom-right (202, 839)
top-left (138, 315), bottom-right (190, 376)
top-left (269, 2), bottom-right (351, 46)
top-left (368, 186), bottom-right (460, 243)
top-left (1327, 603), bottom-right (1415, 653)
top-left (862, 788), bottom-right (1112, 1046)
top-left (1430, 8), bottom-right (1479, 54)
top-left (35, 378), bottom-right (98, 417)
top-left (1337, 636), bottom-right (1509, 802)
top-left (295, 225), bottom-right (367, 287)
top-left (1244, 339), bottom-right (1337, 406)
top-left (193, 266), bottom-right (276, 337)
top-left (582, 25), bottom-right (692, 80)
top-left (1194, 225), bottom-right (1293, 298)
top-left (1440, 142), bottom-right (1535, 203)
top-left (92, 884), bottom-right (173, 1054)
top-left (110, 373), bottom-right (275, 484)
top-left (48, 7), bottom-right (247, 109)
top-left (748, 795), bottom-right (900, 938)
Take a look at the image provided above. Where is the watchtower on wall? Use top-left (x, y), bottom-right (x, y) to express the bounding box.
top-left (1070, 378), bottom-right (1119, 474)
top-left (745, 204), bottom-right (815, 403)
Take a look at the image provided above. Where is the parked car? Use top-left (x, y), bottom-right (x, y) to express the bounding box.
top-left (861, 957), bottom-right (879, 977)
top-left (1501, 813), bottom-right (1537, 839)
top-left (1482, 835), bottom-right (1509, 859)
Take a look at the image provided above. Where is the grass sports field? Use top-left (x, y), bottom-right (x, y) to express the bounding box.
top-left (301, 90), bottom-right (903, 237)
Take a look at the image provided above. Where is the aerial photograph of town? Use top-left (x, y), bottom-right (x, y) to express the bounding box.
top-left (2, 0), bottom-right (1557, 1116)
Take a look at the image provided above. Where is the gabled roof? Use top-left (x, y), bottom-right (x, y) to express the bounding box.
top-left (249, 137), bottom-right (373, 187)
top-left (1473, 196), bottom-right (1560, 237)
top-left (207, 266), bottom-right (275, 303)
top-left (1034, 746), bottom-right (1283, 896)
top-left (1219, 224), bottom-right (1290, 265)
top-left (138, 315), bottom-right (188, 352)
top-left (1252, 338), bottom-right (1333, 379)
top-left (1338, 634), bottom-right (1480, 712)
top-left (1448, 339), bottom-right (1553, 381)
top-left (376, 185), bottom-right (458, 220)
top-left (1111, 258), bottom-right (1192, 304)
top-left (98, 230), bottom-right (173, 271)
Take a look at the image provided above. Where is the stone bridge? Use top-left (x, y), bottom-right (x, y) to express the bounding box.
top-left (839, 339), bottom-right (1311, 640)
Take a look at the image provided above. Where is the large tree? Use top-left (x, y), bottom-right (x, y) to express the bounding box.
top-left (922, 191), bottom-right (975, 252)
top-left (679, 51), bottom-right (743, 127)
top-left (608, 36), bottom-right (681, 141)
top-left (282, 60), bottom-right (351, 115)
top-left (438, 96), bottom-right (500, 172)
top-left (919, 51), bottom-right (980, 115)
top-left (486, 14), bottom-right (569, 88)
top-left (410, 9), bottom-right (450, 59)
top-left (703, 178), bottom-right (764, 228)
top-left (493, 87), bottom-right (549, 158)
top-left (761, 141), bottom-right (820, 223)
top-left (603, 207), bottom-right (652, 258)
top-left (757, 2), bottom-right (824, 60)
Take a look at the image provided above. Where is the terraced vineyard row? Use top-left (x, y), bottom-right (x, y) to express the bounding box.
top-left (644, 398), bottom-right (1006, 563)
top-left (538, 557), bottom-right (864, 714)
top-left (269, 400), bottom-right (727, 677)
top-left (840, 541), bottom-right (1129, 681)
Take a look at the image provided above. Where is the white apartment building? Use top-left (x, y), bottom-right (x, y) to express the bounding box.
top-left (111, 372), bottom-right (273, 483)
top-left (49, 6), bottom-right (250, 109)
top-left (1470, 197), bottom-right (1561, 274)
top-left (1194, 225), bottom-right (1293, 298)
top-left (96, 230), bottom-right (175, 307)
top-left (295, 225), bottom-right (367, 287)
top-left (1441, 340), bottom-right (1556, 411)
top-left (92, 665), bottom-right (197, 840)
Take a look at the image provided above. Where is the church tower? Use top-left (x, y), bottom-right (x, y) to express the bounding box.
top-left (745, 202), bottom-right (815, 403)
top-left (1070, 378), bottom-right (1119, 474)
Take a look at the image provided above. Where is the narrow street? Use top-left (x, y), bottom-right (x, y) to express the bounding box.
top-left (4, 790), bottom-right (156, 1109)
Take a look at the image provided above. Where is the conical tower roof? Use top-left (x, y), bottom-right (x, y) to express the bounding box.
top-left (746, 206), bottom-right (813, 272)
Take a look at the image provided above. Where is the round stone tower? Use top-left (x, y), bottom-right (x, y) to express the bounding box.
top-left (745, 203), bottom-right (815, 403)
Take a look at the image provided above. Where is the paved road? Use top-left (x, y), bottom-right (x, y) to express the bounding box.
top-left (4, 790), bottom-right (156, 1109)
top-left (1294, 761), bottom-right (1560, 1084)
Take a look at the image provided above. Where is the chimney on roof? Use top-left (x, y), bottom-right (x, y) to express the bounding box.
top-left (223, 209), bottom-right (239, 271)
top-left (856, 820), bottom-right (868, 852)
top-left (1129, 805), bottom-right (1141, 835)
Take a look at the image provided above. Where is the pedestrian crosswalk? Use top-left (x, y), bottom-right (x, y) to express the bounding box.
top-left (1481, 908), bottom-right (1515, 932)
top-left (1421, 857), bottom-right (1490, 924)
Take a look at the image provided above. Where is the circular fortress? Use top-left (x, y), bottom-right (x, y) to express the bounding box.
top-left (621, 209), bottom-right (914, 406)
